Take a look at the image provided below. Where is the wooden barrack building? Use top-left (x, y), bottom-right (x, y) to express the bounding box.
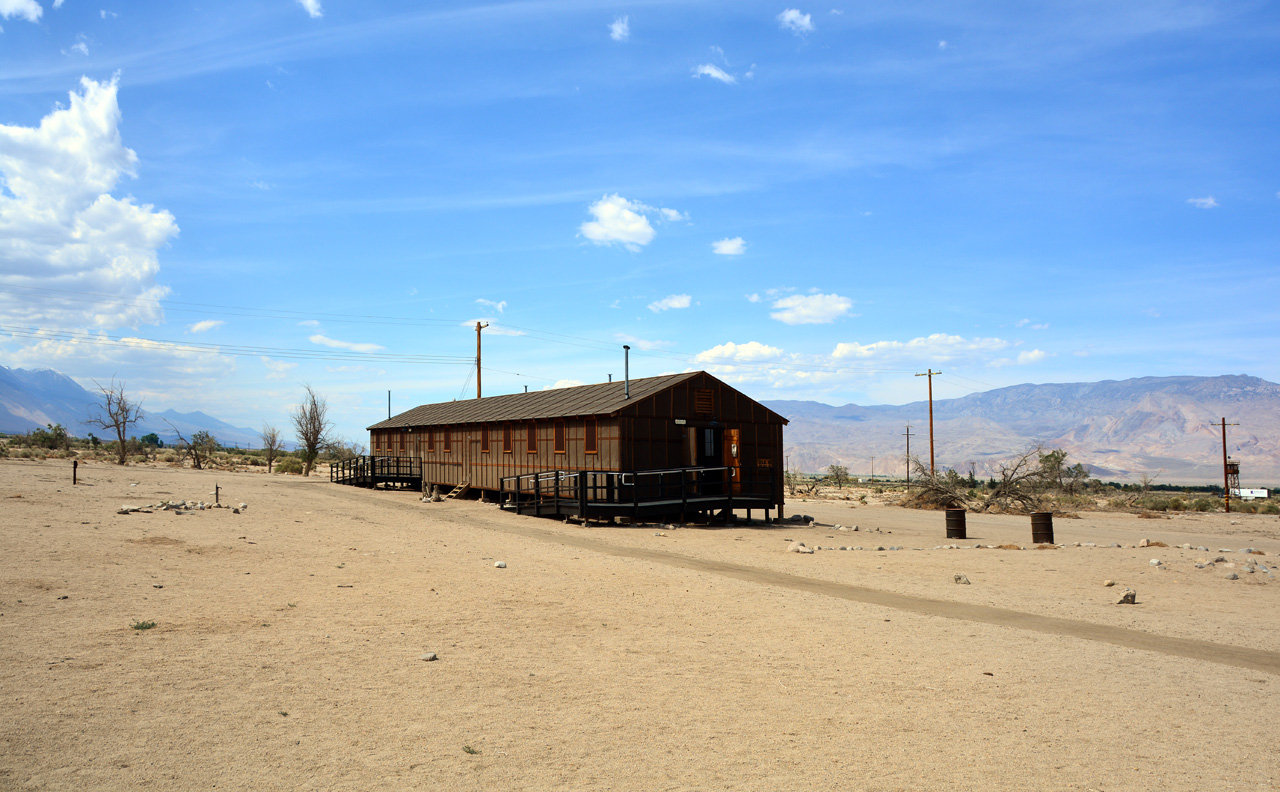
top-left (351, 371), bottom-right (788, 522)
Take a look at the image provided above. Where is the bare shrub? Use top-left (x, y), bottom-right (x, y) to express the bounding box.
top-left (85, 380), bottom-right (143, 466)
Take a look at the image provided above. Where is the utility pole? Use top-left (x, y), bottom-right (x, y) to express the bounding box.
top-left (915, 369), bottom-right (942, 478)
top-left (870, 456), bottom-right (875, 482)
top-left (475, 321), bottom-right (488, 399)
top-left (903, 423), bottom-right (915, 490)
top-left (1220, 417), bottom-right (1239, 513)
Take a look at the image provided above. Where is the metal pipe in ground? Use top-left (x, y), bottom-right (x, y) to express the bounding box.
top-left (1031, 512), bottom-right (1054, 544)
top-left (945, 508), bottom-right (966, 540)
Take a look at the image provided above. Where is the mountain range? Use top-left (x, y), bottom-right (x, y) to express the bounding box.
top-left (763, 374), bottom-right (1280, 486)
top-left (0, 366), bottom-right (263, 449)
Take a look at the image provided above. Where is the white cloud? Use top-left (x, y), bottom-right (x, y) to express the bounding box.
top-left (309, 334), bottom-right (385, 353)
top-left (0, 77), bottom-right (178, 329)
top-left (615, 333), bottom-right (676, 350)
top-left (712, 237), bottom-right (746, 255)
top-left (938, 40), bottom-right (948, 50)
top-left (53, 0), bottom-right (65, 8)
top-left (64, 35), bottom-right (90, 56)
top-left (745, 293), bottom-right (760, 303)
top-left (609, 15), bottom-right (629, 41)
top-left (187, 320), bottom-right (223, 334)
top-left (1017, 349), bottom-right (1048, 364)
top-left (659, 207), bottom-right (688, 222)
top-left (695, 341), bottom-right (784, 363)
top-left (693, 64), bottom-right (736, 84)
top-left (777, 8), bottom-right (814, 34)
top-left (770, 293), bottom-right (852, 324)
top-left (297, 319), bottom-right (321, 328)
top-left (0, 329), bottom-right (228, 380)
top-left (648, 294), bottom-right (692, 313)
top-left (0, 0), bottom-right (41, 23)
top-left (1187, 196), bottom-right (1218, 209)
top-left (833, 333), bottom-right (1010, 363)
top-left (579, 194), bottom-right (656, 250)
top-left (544, 379), bottom-right (585, 390)
top-left (261, 356), bottom-right (297, 381)
top-left (297, 0), bottom-right (322, 18)
top-left (250, 180), bottom-right (271, 190)
top-left (475, 298), bottom-right (507, 313)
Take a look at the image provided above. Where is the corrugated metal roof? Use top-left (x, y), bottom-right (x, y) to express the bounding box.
top-left (369, 372), bottom-right (702, 429)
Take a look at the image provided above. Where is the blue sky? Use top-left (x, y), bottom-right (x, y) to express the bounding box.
top-left (1, 0), bottom-right (1277, 445)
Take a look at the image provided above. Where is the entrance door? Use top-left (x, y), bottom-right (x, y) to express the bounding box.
top-left (723, 428), bottom-right (741, 494)
top-left (696, 426), bottom-right (722, 495)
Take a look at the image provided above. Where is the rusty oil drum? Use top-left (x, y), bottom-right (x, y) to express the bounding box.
top-left (945, 508), bottom-right (966, 540)
top-left (1031, 512), bottom-right (1055, 544)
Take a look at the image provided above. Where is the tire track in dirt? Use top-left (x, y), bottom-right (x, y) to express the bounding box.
top-left (492, 519), bottom-right (1280, 676)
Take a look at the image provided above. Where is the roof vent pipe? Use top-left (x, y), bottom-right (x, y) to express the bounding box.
top-left (623, 345), bottom-right (631, 399)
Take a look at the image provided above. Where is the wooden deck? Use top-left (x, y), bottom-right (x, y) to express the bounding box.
top-left (330, 456), bottom-right (422, 489)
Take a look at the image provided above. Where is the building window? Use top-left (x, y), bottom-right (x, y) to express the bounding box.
top-left (503, 423), bottom-right (512, 454)
top-left (695, 388), bottom-right (714, 417)
top-left (481, 426), bottom-right (490, 454)
top-left (554, 420), bottom-right (566, 454)
top-left (443, 429), bottom-right (451, 453)
top-left (527, 421), bottom-right (537, 454)
top-left (585, 417), bottom-right (598, 455)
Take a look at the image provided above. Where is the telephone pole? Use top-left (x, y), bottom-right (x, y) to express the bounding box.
top-left (915, 369), bottom-right (942, 477)
top-left (903, 423), bottom-right (915, 489)
top-left (870, 456), bottom-right (876, 482)
top-left (1220, 417), bottom-right (1240, 513)
top-left (475, 321), bottom-right (489, 399)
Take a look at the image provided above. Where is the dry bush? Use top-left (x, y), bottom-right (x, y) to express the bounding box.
top-left (1034, 544), bottom-right (1059, 550)
top-left (1147, 540), bottom-right (1168, 547)
top-left (996, 544), bottom-right (1022, 550)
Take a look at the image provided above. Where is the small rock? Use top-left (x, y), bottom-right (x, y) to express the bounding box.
top-left (1225, 572), bottom-right (1239, 580)
top-left (1116, 588), bottom-right (1137, 605)
top-left (1149, 559), bottom-right (1162, 567)
top-left (1196, 546), bottom-right (1208, 552)
top-left (954, 574), bottom-right (971, 585)
top-left (419, 652), bottom-right (438, 661)
top-left (494, 561), bottom-right (507, 568)
top-left (232, 508), bottom-right (240, 515)
top-left (1104, 580), bottom-right (1116, 587)
top-left (239, 503), bottom-right (248, 510)
top-left (875, 546), bottom-right (886, 552)
top-left (153, 584), bottom-right (163, 589)
top-left (839, 546), bottom-right (848, 551)
top-left (852, 525), bottom-right (859, 531)
top-left (1138, 538), bottom-right (1150, 548)
top-left (1083, 542), bottom-right (1096, 548)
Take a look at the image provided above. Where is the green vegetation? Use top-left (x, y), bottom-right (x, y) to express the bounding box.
top-left (131, 620), bottom-right (157, 631)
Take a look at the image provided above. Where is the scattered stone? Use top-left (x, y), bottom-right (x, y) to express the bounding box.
top-left (1116, 588), bottom-right (1137, 605)
top-left (875, 546), bottom-right (886, 552)
top-left (419, 652), bottom-right (438, 662)
top-left (954, 573), bottom-right (971, 585)
top-left (232, 508), bottom-right (240, 515)
top-left (786, 542), bottom-right (812, 554)
top-left (1226, 573), bottom-right (1239, 580)
top-left (1104, 580), bottom-right (1116, 587)
top-left (839, 546), bottom-right (848, 551)
top-left (1149, 559), bottom-right (1162, 567)
top-left (153, 584), bottom-right (163, 589)
top-left (1196, 546), bottom-right (1208, 552)
top-left (1110, 543), bottom-right (1121, 548)
top-left (1215, 556), bottom-right (1227, 563)
top-left (1241, 548), bottom-right (1257, 554)
top-left (239, 503), bottom-right (248, 510)
top-left (852, 525), bottom-right (859, 531)
top-left (494, 561), bottom-right (507, 568)
top-left (1083, 542), bottom-right (1096, 547)
top-left (1219, 548), bottom-right (1233, 553)
top-left (1138, 538), bottom-right (1150, 548)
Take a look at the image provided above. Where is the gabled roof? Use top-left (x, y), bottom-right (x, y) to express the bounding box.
top-left (369, 372), bottom-right (703, 430)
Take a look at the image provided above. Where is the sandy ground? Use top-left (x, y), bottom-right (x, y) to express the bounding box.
top-left (1, 458), bottom-right (1278, 791)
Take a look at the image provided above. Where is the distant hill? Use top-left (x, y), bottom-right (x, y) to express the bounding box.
top-left (765, 374), bottom-right (1280, 486)
top-left (0, 366), bottom-right (265, 449)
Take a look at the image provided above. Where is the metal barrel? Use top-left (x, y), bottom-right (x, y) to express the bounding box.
top-left (1031, 512), bottom-right (1054, 544)
top-left (945, 508), bottom-right (967, 540)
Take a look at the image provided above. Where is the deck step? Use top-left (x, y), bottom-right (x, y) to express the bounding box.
top-left (445, 481), bottom-right (470, 500)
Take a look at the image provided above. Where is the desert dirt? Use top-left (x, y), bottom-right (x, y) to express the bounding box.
top-left (1, 458), bottom-right (1278, 791)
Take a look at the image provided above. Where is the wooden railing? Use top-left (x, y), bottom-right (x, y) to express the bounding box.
top-left (498, 465), bottom-right (777, 519)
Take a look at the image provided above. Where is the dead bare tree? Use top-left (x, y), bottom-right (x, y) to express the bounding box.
top-left (983, 448), bottom-right (1050, 513)
top-left (261, 424), bottom-right (282, 473)
top-left (85, 379), bottom-right (143, 465)
top-left (291, 385), bottom-right (332, 476)
top-left (903, 456), bottom-right (968, 509)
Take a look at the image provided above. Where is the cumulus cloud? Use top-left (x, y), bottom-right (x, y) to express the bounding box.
top-left (693, 64), bottom-right (736, 84)
top-left (0, 0), bottom-right (42, 23)
top-left (609, 15), bottom-right (629, 41)
top-left (990, 349), bottom-right (1050, 368)
top-left (475, 298), bottom-right (507, 313)
top-left (648, 294), bottom-right (692, 312)
top-left (777, 8), bottom-right (814, 34)
top-left (260, 356), bottom-right (297, 381)
top-left (1187, 196), bottom-right (1218, 209)
top-left (659, 207), bottom-right (688, 222)
top-left (712, 237), bottom-right (746, 255)
top-left (297, 0), bottom-right (322, 18)
top-left (770, 293), bottom-right (852, 324)
top-left (579, 194), bottom-right (656, 250)
top-left (0, 77), bottom-right (178, 330)
top-left (832, 334), bottom-right (1010, 362)
top-left (0, 329), bottom-right (227, 380)
top-left (544, 379), bottom-right (585, 390)
top-left (309, 334), bottom-right (385, 353)
top-left (695, 341), bottom-right (784, 363)
top-left (187, 320), bottom-right (223, 334)
top-left (745, 293), bottom-right (760, 303)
